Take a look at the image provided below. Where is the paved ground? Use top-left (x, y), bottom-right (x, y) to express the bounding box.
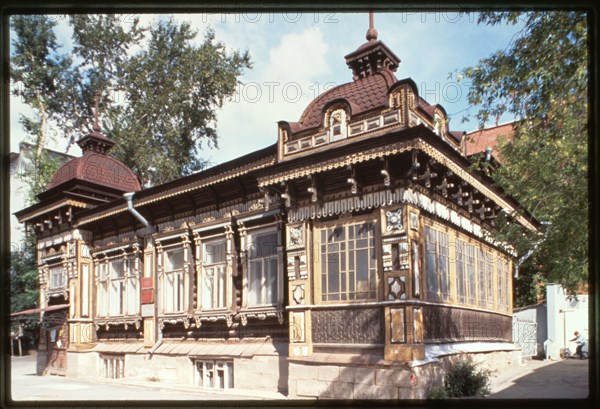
top-left (486, 358), bottom-right (590, 399)
top-left (9, 354), bottom-right (286, 401)
top-left (8, 354), bottom-right (590, 402)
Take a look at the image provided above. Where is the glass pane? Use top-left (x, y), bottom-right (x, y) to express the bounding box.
top-left (252, 232), bottom-right (277, 258)
top-left (166, 249), bottom-right (184, 271)
top-left (266, 257), bottom-right (278, 304)
top-left (248, 260), bottom-right (261, 305)
top-left (328, 253), bottom-right (339, 295)
top-left (356, 249), bottom-right (368, 282)
top-left (202, 269), bottom-right (213, 309)
top-left (111, 260), bottom-right (125, 279)
top-left (205, 241), bottom-right (226, 264)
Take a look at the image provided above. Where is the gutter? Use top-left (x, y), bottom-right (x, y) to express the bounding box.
top-left (123, 192), bottom-right (161, 356)
top-left (123, 192), bottom-right (153, 231)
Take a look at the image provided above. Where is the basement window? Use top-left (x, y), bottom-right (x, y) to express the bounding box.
top-left (194, 360), bottom-right (233, 389)
top-left (101, 354), bottom-right (124, 379)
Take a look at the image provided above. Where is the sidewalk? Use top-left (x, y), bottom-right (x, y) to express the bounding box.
top-left (486, 358), bottom-right (589, 399)
top-left (487, 358), bottom-right (553, 394)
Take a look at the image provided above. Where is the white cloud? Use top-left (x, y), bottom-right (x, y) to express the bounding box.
top-left (208, 26), bottom-right (331, 165)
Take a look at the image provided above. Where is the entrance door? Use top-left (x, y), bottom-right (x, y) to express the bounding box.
top-left (43, 312), bottom-right (69, 376)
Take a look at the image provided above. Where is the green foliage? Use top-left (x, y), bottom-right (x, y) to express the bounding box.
top-left (11, 16), bottom-right (72, 171)
top-left (18, 149), bottom-right (63, 205)
top-left (444, 358), bottom-right (492, 398)
top-left (11, 14), bottom-right (252, 188)
top-left (113, 19), bottom-right (252, 184)
top-left (427, 385), bottom-right (449, 399)
top-left (10, 234), bottom-right (40, 333)
top-left (459, 12), bottom-right (588, 297)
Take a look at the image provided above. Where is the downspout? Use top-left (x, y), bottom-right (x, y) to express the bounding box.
top-left (123, 192), bottom-right (162, 356)
top-left (514, 221), bottom-right (551, 278)
top-left (123, 192), bottom-right (152, 230)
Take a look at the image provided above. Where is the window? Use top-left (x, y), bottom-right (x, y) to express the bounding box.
top-left (497, 258), bottom-right (510, 312)
top-left (455, 240), bottom-right (466, 304)
top-left (202, 240), bottom-right (226, 310)
top-left (424, 226), bottom-right (450, 302)
top-left (195, 360), bottom-right (233, 389)
top-left (101, 354), bottom-right (124, 379)
top-left (109, 259), bottom-right (125, 316)
top-left (49, 265), bottom-right (65, 289)
top-left (163, 248), bottom-right (185, 313)
top-left (477, 248), bottom-right (486, 308)
top-left (328, 109), bottom-right (348, 141)
top-left (247, 231), bottom-right (279, 306)
top-left (97, 256), bottom-right (140, 317)
top-left (319, 221), bottom-right (377, 302)
top-left (466, 243), bottom-right (476, 305)
top-left (98, 263), bottom-right (109, 316)
top-left (485, 250), bottom-right (494, 309)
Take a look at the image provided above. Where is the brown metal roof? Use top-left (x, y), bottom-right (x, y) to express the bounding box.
top-left (47, 152), bottom-right (141, 192)
top-left (292, 70), bottom-right (398, 132)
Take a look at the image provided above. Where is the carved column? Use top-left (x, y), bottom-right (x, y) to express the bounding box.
top-left (286, 221), bottom-right (313, 358)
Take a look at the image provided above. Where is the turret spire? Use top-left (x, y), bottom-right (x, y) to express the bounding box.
top-left (93, 90), bottom-right (101, 132)
top-left (366, 11), bottom-right (378, 42)
top-left (76, 90), bottom-right (115, 155)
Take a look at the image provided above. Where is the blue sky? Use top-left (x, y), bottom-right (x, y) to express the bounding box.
top-left (10, 12), bottom-right (524, 165)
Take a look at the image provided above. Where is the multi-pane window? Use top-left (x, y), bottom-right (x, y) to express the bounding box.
top-left (455, 239), bottom-right (467, 304)
top-left (202, 240), bottom-right (226, 310)
top-left (424, 226), bottom-right (450, 302)
top-left (101, 354), bottom-right (124, 379)
top-left (485, 250), bottom-right (494, 309)
top-left (97, 256), bottom-right (139, 317)
top-left (163, 248), bottom-right (185, 313)
top-left (466, 243), bottom-right (477, 305)
top-left (109, 259), bottom-right (125, 316)
top-left (497, 258), bottom-right (510, 312)
top-left (247, 231), bottom-right (279, 306)
top-left (477, 248), bottom-right (486, 308)
top-left (319, 221), bottom-right (377, 302)
top-left (49, 265), bottom-right (65, 289)
top-left (194, 360), bottom-right (233, 389)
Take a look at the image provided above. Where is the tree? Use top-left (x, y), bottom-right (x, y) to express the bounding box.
top-left (10, 15), bottom-right (72, 196)
top-left (10, 234), bottom-right (40, 347)
top-left (113, 19), bottom-right (251, 184)
top-left (459, 12), bottom-right (588, 297)
top-left (12, 15), bottom-right (252, 187)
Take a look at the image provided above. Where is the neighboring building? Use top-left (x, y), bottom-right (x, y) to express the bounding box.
top-left (16, 20), bottom-right (538, 399)
top-left (9, 142), bottom-right (75, 244)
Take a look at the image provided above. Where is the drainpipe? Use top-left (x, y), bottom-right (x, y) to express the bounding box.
top-left (148, 327), bottom-right (163, 357)
top-left (123, 192), bottom-right (162, 356)
top-left (123, 192), bottom-right (153, 231)
top-left (514, 221), bottom-right (551, 278)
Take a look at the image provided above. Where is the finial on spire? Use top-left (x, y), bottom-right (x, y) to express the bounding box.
top-left (366, 11), bottom-right (378, 42)
top-left (93, 90), bottom-right (100, 132)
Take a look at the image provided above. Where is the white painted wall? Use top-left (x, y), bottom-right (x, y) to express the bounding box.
top-left (545, 283), bottom-right (588, 359)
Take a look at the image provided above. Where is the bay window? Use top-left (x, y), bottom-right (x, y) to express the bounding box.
top-left (424, 226), bottom-right (450, 302)
top-left (318, 220), bottom-right (377, 302)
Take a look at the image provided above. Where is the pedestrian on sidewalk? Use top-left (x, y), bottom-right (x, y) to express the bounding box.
top-left (569, 331), bottom-right (587, 359)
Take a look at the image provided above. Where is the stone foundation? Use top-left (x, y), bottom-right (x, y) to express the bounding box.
top-left (288, 349), bottom-right (522, 400)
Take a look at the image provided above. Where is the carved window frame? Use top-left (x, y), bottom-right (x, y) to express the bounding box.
top-left (199, 236), bottom-right (228, 311)
top-left (241, 225), bottom-right (283, 309)
top-left (155, 233), bottom-right (193, 316)
top-left (314, 216), bottom-right (380, 304)
top-left (93, 245), bottom-right (141, 319)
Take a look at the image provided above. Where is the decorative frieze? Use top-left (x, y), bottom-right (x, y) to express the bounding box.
top-left (311, 307), bottom-right (384, 344)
